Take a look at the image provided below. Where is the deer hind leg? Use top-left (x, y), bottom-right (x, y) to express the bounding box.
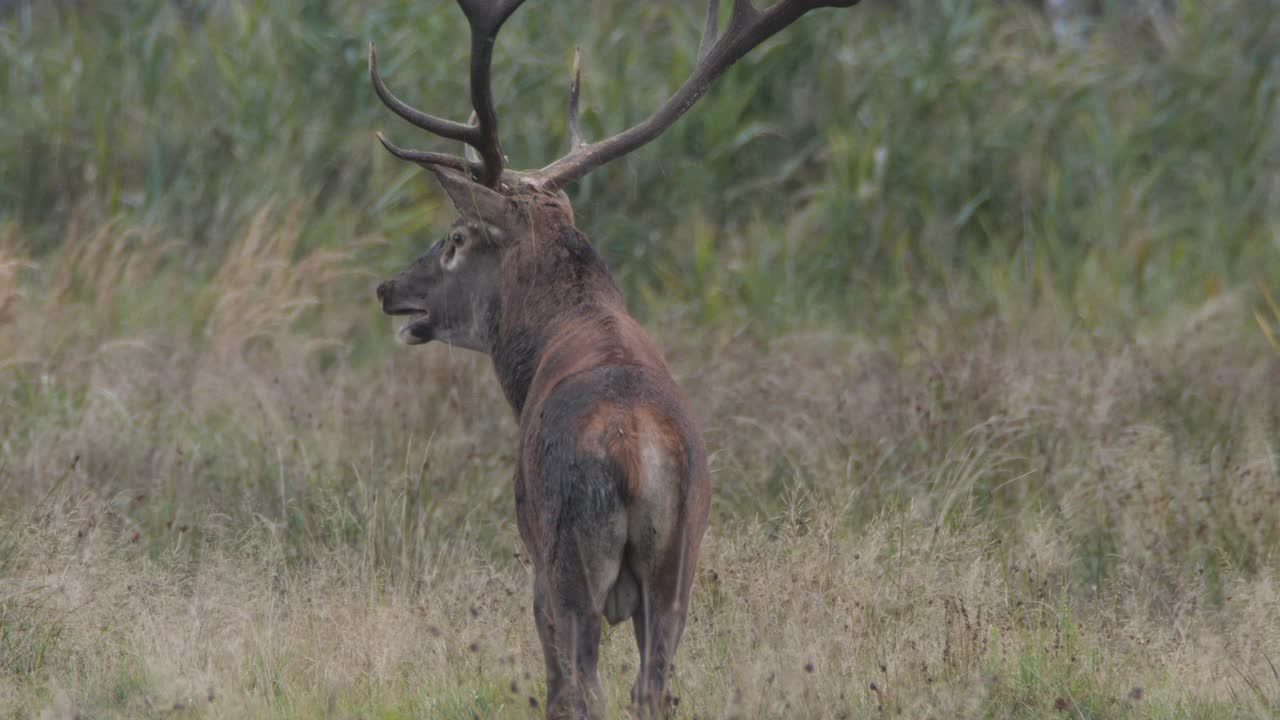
top-left (535, 577), bottom-right (604, 720)
top-left (535, 511), bottom-right (627, 720)
top-left (532, 579), bottom-right (566, 712)
top-left (628, 537), bottom-right (697, 719)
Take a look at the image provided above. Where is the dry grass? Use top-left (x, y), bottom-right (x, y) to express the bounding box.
top-left (3, 218), bottom-right (1280, 719)
top-left (10, 500), bottom-right (1280, 719)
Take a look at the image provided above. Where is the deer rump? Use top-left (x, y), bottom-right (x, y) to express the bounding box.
top-left (516, 364), bottom-right (703, 626)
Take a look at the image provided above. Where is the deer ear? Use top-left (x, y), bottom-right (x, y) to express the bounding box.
top-left (432, 167), bottom-right (518, 226)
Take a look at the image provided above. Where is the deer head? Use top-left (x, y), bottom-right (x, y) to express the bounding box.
top-left (374, 169), bottom-right (522, 350)
top-left (372, 0), bottom-right (861, 354)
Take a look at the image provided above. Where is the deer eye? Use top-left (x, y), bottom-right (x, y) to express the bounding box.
top-left (441, 232), bottom-right (465, 269)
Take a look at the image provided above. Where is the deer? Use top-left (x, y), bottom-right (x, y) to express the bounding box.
top-left (370, 1), bottom-right (862, 717)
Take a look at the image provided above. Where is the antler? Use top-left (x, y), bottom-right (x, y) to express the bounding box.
top-left (369, 0), bottom-right (529, 187)
top-left (372, 0), bottom-right (859, 192)
top-left (535, 0), bottom-right (860, 189)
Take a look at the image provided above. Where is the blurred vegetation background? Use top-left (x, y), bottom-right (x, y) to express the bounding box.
top-left (3, 1), bottom-right (1280, 717)
top-left (4, 0), bottom-right (1276, 334)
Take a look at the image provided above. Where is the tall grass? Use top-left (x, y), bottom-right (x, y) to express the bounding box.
top-left (3, 0), bottom-right (1280, 717)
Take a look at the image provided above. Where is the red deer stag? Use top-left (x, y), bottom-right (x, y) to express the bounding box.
top-left (371, 1), bottom-right (861, 716)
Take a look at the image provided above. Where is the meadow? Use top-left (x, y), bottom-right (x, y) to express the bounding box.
top-left (2, 0), bottom-right (1280, 717)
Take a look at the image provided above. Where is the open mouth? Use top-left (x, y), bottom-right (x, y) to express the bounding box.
top-left (394, 312), bottom-right (433, 345)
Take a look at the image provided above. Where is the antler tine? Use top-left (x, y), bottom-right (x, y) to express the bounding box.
top-left (698, 0), bottom-right (720, 64)
top-left (369, 44), bottom-right (477, 144)
top-left (376, 132), bottom-right (484, 177)
top-left (567, 47), bottom-right (584, 150)
top-left (464, 111), bottom-right (482, 164)
top-left (535, 0), bottom-right (862, 190)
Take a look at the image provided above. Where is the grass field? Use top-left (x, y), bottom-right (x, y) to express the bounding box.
top-left (3, 0), bottom-right (1280, 717)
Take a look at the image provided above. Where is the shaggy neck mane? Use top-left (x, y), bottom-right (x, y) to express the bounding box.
top-left (489, 215), bottom-right (656, 418)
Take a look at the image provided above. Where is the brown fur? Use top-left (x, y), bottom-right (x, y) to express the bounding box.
top-left (576, 403), bottom-right (643, 497)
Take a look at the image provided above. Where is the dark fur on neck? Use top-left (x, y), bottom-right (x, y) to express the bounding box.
top-left (491, 216), bottom-right (629, 417)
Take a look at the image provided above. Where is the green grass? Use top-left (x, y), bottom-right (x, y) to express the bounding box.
top-left (3, 0), bottom-right (1280, 717)
top-left (4, 1), bottom-right (1278, 331)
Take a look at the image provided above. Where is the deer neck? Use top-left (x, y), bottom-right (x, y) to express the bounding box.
top-left (489, 223), bottom-right (634, 417)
